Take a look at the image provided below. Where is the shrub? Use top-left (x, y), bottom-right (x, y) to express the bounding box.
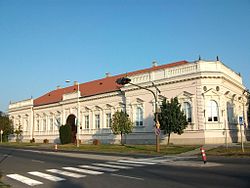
top-left (30, 138), bottom-right (35, 143)
top-left (93, 139), bottom-right (100, 145)
top-left (59, 124), bottom-right (72, 144)
top-left (43, 139), bottom-right (49, 144)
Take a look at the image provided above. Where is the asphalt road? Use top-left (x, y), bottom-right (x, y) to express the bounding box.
top-left (0, 146), bottom-right (250, 188)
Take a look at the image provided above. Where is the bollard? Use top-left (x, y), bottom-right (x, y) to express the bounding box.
top-left (54, 144), bottom-right (58, 152)
top-left (200, 146), bottom-right (207, 164)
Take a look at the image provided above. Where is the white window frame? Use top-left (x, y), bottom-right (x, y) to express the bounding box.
top-left (207, 100), bottom-right (219, 122)
top-left (95, 114), bottom-right (100, 129)
top-left (50, 117), bottom-right (53, 131)
top-left (85, 115), bottom-right (89, 129)
top-left (136, 106), bottom-right (143, 127)
top-left (106, 113), bottom-right (111, 128)
top-left (43, 118), bottom-right (47, 132)
top-left (183, 102), bottom-right (192, 123)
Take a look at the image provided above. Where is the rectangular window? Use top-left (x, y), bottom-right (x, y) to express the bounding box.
top-left (50, 118), bottom-right (53, 131)
top-left (36, 119), bottom-right (39, 131)
top-left (25, 119), bottom-right (28, 132)
top-left (136, 107), bottom-right (143, 127)
top-left (85, 115), bottom-right (89, 129)
top-left (95, 114), bottom-right (100, 129)
top-left (55, 116), bottom-right (60, 130)
top-left (43, 119), bottom-right (46, 131)
top-left (106, 113), bottom-right (111, 128)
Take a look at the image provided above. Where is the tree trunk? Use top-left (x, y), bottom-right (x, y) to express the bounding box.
top-left (121, 132), bottom-right (124, 145)
top-left (167, 132), bottom-right (171, 146)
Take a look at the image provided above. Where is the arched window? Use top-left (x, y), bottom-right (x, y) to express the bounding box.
top-left (183, 102), bottom-right (192, 122)
top-left (207, 100), bottom-right (218, 122)
top-left (136, 107), bottom-right (143, 126)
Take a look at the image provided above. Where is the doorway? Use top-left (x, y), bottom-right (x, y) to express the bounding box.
top-left (66, 114), bottom-right (77, 144)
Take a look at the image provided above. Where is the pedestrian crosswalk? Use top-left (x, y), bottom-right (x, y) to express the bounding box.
top-left (6, 174), bottom-right (43, 186)
top-left (28, 171), bottom-right (65, 182)
top-left (6, 159), bottom-right (157, 187)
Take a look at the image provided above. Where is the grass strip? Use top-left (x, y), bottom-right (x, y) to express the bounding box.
top-left (0, 142), bottom-right (198, 155)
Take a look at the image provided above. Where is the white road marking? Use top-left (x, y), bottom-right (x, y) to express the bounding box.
top-left (111, 173), bottom-right (144, 181)
top-left (31, 159), bottom-right (44, 163)
top-left (2, 154), bottom-right (12, 157)
top-left (93, 163), bottom-right (132, 169)
top-left (79, 165), bottom-right (118, 172)
top-left (46, 169), bottom-right (86, 178)
top-left (63, 167), bottom-right (103, 175)
top-left (107, 161), bottom-right (144, 167)
top-left (6, 174), bottom-right (43, 186)
top-left (28, 171), bottom-right (65, 182)
top-left (118, 159), bottom-right (156, 165)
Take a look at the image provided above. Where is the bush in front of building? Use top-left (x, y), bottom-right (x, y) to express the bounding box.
top-left (30, 138), bottom-right (35, 143)
top-left (93, 139), bottom-right (100, 145)
top-left (43, 139), bottom-right (49, 144)
top-left (59, 124), bottom-right (72, 144)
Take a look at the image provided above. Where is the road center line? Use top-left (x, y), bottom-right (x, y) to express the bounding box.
top-left (111, 173), bottom-right (144, 181)
top-left (31, 159), bottom-right (44, 163)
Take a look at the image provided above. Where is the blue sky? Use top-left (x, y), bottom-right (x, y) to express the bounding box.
top-left (0, 0), bottom-right (249, 112)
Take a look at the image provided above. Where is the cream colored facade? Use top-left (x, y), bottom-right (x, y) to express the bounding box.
top-left (8, 60), bottom-right (249, 144)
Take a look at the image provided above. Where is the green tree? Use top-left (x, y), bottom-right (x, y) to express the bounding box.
top-left (111, 110), bottom-right (133, 145)
top-left (158, 97), bottom-right (188, 145)
top-left (0, 111), bottom-right (14, 142)
top-left (59, 124), bottom-right (72, 144)
top-left (14, 124), bottom-right (23, 143)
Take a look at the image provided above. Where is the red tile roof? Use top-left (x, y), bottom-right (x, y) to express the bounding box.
top-left (34, 61), bottom-right (189, 106)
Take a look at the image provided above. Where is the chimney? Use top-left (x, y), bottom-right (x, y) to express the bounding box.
top-left (105, 72), bottom-right (111, 78)
top-left (152, 60), bottom-right (158, 67)
top-left (74, 81), bottom-right (78, 85)
top-left (56, 85), bottom-right (61, 89)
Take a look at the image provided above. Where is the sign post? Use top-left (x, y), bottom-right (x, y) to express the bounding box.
top-left (239, 116), bottom-right (244, 153)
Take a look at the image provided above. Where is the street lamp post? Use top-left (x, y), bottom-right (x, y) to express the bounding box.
top-left (66, 80), bottom-right (80, 147)
top-left (116, 77), bottom-right (161, 152)
top-left (0, 130), bottom-right (3, 143)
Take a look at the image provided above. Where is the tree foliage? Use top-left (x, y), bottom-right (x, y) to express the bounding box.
top-left (59, 124), bottom-right (72, 144)
top-left (158, 97), bottom-right (188, 145)
top-left (111, 110), bottom-right (133, 145)
top-left (14, 124), bottom-right (23, 143)
top-left (0, 111), bottom-right (14, 142)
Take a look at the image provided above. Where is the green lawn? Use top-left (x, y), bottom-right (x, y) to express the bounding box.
top-left (206, 146), bottom-right (250, 157)
top-left (0, 142), bottom-right (198, 155)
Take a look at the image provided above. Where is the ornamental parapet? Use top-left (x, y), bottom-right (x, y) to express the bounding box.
top-left (127, 60), bottom-right (242, 86)
top-left (9, 98), bottom-right (33, 110)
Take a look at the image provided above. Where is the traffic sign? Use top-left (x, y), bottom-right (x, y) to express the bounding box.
top-left (155, 128), bottom-right (161, 136)
top-left (239, 116), bottom-right (244, 125)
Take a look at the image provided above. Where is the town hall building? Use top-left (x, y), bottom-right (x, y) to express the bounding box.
top-left (8, 58), bottom-right (249, 145)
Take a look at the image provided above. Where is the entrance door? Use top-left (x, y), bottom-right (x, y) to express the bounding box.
top-left (66, 114), bottom-right (77, 144)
